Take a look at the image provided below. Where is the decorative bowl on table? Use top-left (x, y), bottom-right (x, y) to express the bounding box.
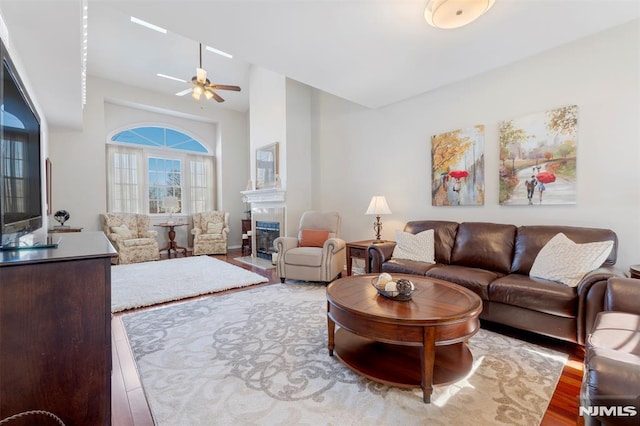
top-left (371, 273), bottom-right (414, 301)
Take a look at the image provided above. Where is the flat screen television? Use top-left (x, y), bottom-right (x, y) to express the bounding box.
top-left (0, 38), bottom-right (43, 249)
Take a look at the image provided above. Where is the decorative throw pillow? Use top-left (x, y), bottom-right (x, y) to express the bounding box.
top-left (300, 229), bottom-right (330, 248)
top-left (206, 222), bottom-right (224, 234)
top-left (110, 225), bottom-right (134, 239)
top-left (529, 233), bottom-right (614, 287)
top-left (392, 229), bottom-right (435, 264)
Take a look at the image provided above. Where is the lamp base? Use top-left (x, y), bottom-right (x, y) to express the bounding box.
top-left (371, 239), bottom-right (387, 244)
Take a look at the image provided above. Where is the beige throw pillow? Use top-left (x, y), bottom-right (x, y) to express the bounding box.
top-left (206, 222), bottom-right (224, 235)
top-left (529, 233), bottom-right (613, 287)
top-left (110, 225), bottom-right (134, 239)
top-left (392, 229), bottom-right (435, 264)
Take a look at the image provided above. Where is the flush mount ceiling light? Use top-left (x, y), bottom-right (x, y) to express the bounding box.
top-left (424, 0), bottom-right (495, 29)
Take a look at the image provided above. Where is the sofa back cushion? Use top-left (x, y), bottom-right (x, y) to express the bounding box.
top-left (404, 221), bottom-right (458, 264)
top-left (451, 222), bottom-right (516, 274)
top-left (512, 225), bottom-right (618, 275)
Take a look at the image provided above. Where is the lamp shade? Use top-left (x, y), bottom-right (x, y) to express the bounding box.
top-left (424, 0), bottom-right (495, 29)
top-left (365, 196), bottom-right (392, 215)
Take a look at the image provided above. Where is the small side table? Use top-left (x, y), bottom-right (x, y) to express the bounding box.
top-left (630, 265), bottom-right (640, 279)
top-left (345, 240), bottom-right (380, 276)
top-left (155, 223), bottom-right (188, 258)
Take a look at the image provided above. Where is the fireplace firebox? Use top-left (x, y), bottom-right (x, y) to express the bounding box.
top-left (255, 221), bottom-right (280, 260)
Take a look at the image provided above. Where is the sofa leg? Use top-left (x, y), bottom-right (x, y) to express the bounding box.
top-left (280, 278), bottom-right (285, 283)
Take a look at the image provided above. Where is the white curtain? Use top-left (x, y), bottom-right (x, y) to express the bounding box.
top-left (187, 155), bottom-right (215, 213)
top-left (106, 145), bottom-right (144, 213)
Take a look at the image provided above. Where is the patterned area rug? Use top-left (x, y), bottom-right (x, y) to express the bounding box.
top-left (123, 283), bottom-right (567, 425)
top-left (111, 256), bottom-right (268, 312)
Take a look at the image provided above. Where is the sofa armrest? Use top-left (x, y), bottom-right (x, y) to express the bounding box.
top-left (191, 228), bottom-right (202, 237)
top-left (605, 277), bottom-right (640, 315)
top-left (368, 242), bottom-right (397, 273)
top-left (323, 237), bottom-right (345, 254)
top-left (578, 265), bottom-right (626, 345)
top-left (107, 232), bottom-right (125, 244)
top-left (273, 236), bottom-right (299, 255)
top-left (140, 229), bottom-right (158, 238)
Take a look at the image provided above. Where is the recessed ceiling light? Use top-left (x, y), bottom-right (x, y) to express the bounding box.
top-left (157, 73), bottom-right (186, 83)
top-left (205, 45), bottom-right (232, 59)
top-left (130, 16), bottom-right (167, 34)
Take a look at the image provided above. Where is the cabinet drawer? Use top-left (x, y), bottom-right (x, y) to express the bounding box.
top-left (349, 247), bottom-right (366, 258)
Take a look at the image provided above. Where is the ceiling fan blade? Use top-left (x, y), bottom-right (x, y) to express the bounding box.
top-left (211, 84), bottom-right (241, 92)
top-left (211, 91), bottom-right (225, 103)
top-left (196, 67), bottom-right (207, 83)
top-left (175, 88), bottom-right (192, 96)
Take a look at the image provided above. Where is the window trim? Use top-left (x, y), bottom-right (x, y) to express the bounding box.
top-left (106, 125), bottom-right (215, 215)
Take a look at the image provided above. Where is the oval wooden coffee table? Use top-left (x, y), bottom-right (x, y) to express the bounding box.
top-left (326, 273), bottom-right (482, 403)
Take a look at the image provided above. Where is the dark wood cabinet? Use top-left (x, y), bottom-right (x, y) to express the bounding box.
top-left (0, 232), bottom-right (116, 425)
top-left (241, 218), bottom-right (252, 255)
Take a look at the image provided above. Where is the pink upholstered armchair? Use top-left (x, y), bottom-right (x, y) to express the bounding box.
top-left (191, 211), bottom-right (230, 255)
top-left (101, 213), bottom-right (160, 264)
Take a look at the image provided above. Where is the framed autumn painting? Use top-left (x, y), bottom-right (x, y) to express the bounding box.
top-left (431, 125), bottom-right (485, 206)
top-left (499, 105), bottom-right (577, 205)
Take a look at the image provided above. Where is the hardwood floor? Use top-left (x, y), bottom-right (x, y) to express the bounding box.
top-left (111, 249), bottom-right (584, 425)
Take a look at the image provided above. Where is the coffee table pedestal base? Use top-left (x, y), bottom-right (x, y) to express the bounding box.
top-left (332, 329), bottom-right (473, 402)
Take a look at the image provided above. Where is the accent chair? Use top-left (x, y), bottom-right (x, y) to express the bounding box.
top-left (191, 211), bottom-right (230, 255)
top-left (274, 211), bottom-right (346, 283)
top-left (100, 212), bottom-right (160, 264)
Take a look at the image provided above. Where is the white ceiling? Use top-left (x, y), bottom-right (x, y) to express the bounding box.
top-left (1, 0), bottom-right (639, 130)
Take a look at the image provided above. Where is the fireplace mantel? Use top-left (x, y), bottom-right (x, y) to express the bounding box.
top-left (241, 188), bottom-right (286, 204)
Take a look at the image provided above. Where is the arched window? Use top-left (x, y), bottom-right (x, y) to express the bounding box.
top-left (106, 126), bottom-right (214, 215)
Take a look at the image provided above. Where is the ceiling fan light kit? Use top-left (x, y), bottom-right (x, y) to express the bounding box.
top-left (424, 0), bottom-right (495, 29)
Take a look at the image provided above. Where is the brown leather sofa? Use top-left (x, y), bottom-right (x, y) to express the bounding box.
top-left (580, 277), bottom-right (640, 426)
top-left (368, 221), bottom-right (622, 345)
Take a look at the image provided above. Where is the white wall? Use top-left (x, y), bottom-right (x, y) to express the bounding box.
top-left (310, 20), bottom-right (640, 270)
top-left (248, 66), bottom-right (315, 236)
top-left (248, 66), bottom-right (286, 189)
top-left (284, 79), bottom-right (313, 234)
top-left (48, 76), bottom-right (249, 248)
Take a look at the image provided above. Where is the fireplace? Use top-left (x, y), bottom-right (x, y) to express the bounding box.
top-left (241, 189), bottom-right (286, 259)
top-left (255, 221), bottom-right (280, 260)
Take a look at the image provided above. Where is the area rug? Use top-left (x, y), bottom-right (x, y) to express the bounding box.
top-left (111, 256), bottom-right (268, 312)
top-left (123, 283), bottom-right (568, 425)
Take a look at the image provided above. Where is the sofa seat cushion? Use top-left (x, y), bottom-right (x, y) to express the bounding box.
top-left (284, 247), bottom-right (322, 267)
top-left (425, 265), bottom-right (499, 300)
top-left (489, 274), bottom-right (577, 318)
top-left (121, 238), bottom-right (156, 248)
top-left (588, 312), bottom-right (640, 355)
top-left (382, 259), bottom-right (438, 276)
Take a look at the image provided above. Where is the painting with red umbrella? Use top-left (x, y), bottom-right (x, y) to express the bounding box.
top-left (431, 125), bottom-right (485, 206)
top-left (499, 105), bottom-right (577, 205)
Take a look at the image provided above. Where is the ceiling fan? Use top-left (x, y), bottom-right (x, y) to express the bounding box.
top-left (173, 43), bottom-right (241, 102)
